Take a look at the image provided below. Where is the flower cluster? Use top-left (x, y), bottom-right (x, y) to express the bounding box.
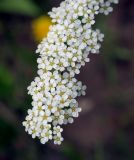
top-left (23, 0), bottom-right (118, 145)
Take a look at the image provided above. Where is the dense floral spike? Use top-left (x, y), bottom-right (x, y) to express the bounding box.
top-left (23, 0), bottom-right (118, 145)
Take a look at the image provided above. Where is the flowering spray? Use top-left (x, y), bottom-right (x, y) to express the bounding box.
top-left (23, 0), bottom-right (118, 145)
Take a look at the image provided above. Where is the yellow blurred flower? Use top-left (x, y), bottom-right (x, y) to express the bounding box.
top-left (32, 15), bottom-right (52, 42)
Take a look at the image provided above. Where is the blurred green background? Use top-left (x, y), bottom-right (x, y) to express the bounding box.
top-left (0, 0), bottom-right (134, 160)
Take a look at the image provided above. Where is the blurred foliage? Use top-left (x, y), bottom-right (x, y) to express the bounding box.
top-left (62, 143), bottom-right (83, 160)
top-left (0, 0), bottom-right (41, 16)
top-left (33, 0), bottom-right (57, 14)
top-left (0, 118), bottom-right (17, 149)
top-left (96, 16), bottom-right (131, 84)
top-left (94, 144), bottom-right (105, 160)
top-left (0, 64), bottom-right (14, 99)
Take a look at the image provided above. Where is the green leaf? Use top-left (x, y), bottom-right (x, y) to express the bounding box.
top-left (114, 48), bottom-right (131, 61)
top-left (0, 65), bottom-right (14, 98)
top-left (0, 0), bottom-right (41, 16)
top-left (62, 143), bottom-right (83, 160)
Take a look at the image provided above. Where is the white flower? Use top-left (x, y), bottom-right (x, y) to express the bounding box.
top-left (40, 129), bottom-right (52, 144)
top-left (53, 135), bottom-right (64, 145)
top-left (23, 0), bottom-right (118, 145)
top-left (100, 1), bottom-right (113, 15)
top-left (53, 126), bottom-right (63, 136)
